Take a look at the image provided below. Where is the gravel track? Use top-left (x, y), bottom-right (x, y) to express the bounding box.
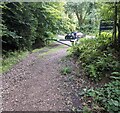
top-left (2, 42), bottom-right (81, 111)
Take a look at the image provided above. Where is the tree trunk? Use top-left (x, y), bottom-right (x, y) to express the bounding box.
top-left (118, 18), bottom-right (120, 45)
top-left (75, 11), bottom-right (82, 27)
top-left (113, 2), bottom-right (117, 46)
top-left (75, 8), bottom-right (83, 29)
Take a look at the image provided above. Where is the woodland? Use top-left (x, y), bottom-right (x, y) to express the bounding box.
top-left (1, 1), bottom-right (120, 112)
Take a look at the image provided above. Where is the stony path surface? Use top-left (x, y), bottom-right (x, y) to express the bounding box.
top-left (2, 42), bottom-right (82, 111)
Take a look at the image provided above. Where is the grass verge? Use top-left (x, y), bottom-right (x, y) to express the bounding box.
top-left (1, 50), bottom-right (29, 74)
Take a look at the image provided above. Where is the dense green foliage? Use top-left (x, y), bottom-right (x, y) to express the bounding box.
top-left (70, 32), bottom-right (120, 81)
top-left (85, 80), bottom-right (120, 113)
top-left (1, 2), bottom-right (73, 53)
top-left (69, 33), bottom-right (120, 112)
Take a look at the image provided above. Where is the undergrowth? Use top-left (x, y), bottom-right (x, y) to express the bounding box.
top-left (69, 32), bottom-right (120, 113)
top-left (69, 32), bottom-right (120, 81)
top-left (84, 80), bottom-right (120, 113)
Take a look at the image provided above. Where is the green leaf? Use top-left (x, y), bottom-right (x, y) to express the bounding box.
top-left (113, 100), bottom-right (119, 106)
top-left (111, 72), bottom-right (120, 75)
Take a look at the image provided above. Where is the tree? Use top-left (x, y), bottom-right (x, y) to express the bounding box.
top-left (64, 2), bottom-right (96, 31)
top-left (2, 2), bottom-right (71, 53)
top-left (2, 2), bottom-right (38, 51)
top-left (117, 3), bottom-right (120, 45)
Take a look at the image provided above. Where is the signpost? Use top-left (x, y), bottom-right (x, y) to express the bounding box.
top-left (99, 20), bottom-right (114, 35)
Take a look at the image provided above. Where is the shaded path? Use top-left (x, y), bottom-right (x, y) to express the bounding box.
top-left (2, 42), bottom-right (82, 111)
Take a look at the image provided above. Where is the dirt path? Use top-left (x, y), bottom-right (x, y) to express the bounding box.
top-left (2, 42), bottom-right (83, 111)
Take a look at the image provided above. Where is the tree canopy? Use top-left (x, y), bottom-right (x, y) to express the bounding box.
top-left (1, 1), bottom-right (120, 53)
top-left (1, 2), bottom-right (75, 53)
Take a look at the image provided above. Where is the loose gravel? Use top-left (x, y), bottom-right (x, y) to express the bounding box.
top-left (2, 43), bottom-right (81, 111)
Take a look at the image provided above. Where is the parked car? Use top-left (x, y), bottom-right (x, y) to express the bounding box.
top-left (65, 32), bottom-right (77, 40)
top-left (65, 32), bottom-right (85, 40)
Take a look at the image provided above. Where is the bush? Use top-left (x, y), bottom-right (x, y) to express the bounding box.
top-left (69, 32), bottom-right (120, 81)
top-left (2, 2), bottom-right (71, 53)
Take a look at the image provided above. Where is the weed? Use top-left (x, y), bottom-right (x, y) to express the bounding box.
top-left (60, 66), bottom-right (72, 75)
top-left (82, 106), bottom-right (91, 113)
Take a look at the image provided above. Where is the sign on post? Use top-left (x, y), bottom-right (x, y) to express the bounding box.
top-left (99, 20), bottom-right (114, 35)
